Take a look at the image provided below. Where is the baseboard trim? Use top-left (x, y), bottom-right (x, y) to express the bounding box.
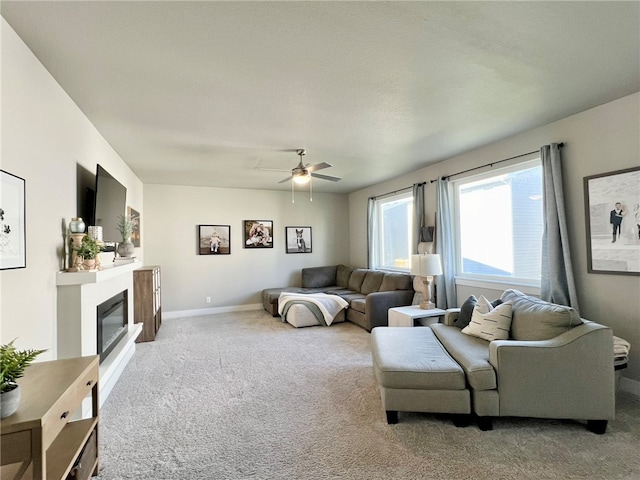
top-left (164, 303), bottom-right (263, 319)
top-left (620, 376), bottom-right (640, 397)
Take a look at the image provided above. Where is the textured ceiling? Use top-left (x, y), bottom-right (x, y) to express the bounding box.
top-left (2, 1), bottom-right (639, 193)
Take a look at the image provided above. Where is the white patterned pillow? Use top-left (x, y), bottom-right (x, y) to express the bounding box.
top-left (462, 296), bottom-right (513, 341)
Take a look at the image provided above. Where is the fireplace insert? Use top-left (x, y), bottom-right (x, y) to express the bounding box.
top-left (97, 290), bottom-right (128, 362)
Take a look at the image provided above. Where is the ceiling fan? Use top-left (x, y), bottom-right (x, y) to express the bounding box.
top-left (276, 149), bottom-right (341, 185)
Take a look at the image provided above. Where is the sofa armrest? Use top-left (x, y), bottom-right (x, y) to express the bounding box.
top-left (489, 322), bottom-right (615, 420)
top-left (444, 308), bottom-right (461, 326)
top-left (366, 290), bottom-right (415, 329)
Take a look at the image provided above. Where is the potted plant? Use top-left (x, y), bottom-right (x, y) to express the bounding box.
top-left (116, 215), bottom-right (136, 258)
top-left (73, 234), bottom-right (102, 269)
top-left (1, 339), bottom-right (46, 418)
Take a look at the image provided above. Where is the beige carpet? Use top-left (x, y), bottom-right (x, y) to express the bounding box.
top-left (97, 310), bottom-right (640, 479)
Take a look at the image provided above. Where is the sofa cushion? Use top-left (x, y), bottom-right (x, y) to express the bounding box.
top-left (454, 295), bottom-right (477, 329)
top-left (379, 272), bottom-right (412, 291)
top-left (462, 297), bottom-right (513, 341)
top-left (336, 264), bottom-right (354, 288)
top-left (431, 324), bottom-right (496, 391)
top-left (342, 293), bottom-right (366, 304)
top-left (347, 269), bottom-right (368, 292)
top-left (301, 265), bottom-right (337, 288)
top-left (361, 271), bottom-right (385, 295)
top-left (350, 298), bottom-right (366, 314)
top-left (501, 289), bottom-right (582, 341)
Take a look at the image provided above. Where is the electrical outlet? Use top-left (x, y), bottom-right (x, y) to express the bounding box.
top-left (205, 296), bottom-right (211, 304)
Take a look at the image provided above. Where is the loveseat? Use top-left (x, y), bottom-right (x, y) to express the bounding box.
top-left (262, 265), bottom-right (413, 331)
top-left (372, 289), bottom-right (616, 433)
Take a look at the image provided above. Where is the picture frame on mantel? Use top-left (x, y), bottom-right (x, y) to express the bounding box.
top-left (584, 166), bottom-right (640, 276)
top-left (0, 170), bottom-right (26, 270)
top-left (128, 206), bottom-right (141, 247)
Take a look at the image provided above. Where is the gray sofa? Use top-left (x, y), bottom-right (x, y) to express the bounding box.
top-left (372, 289), bottom-right (616, 433)
top-left (262, 264), bottom-right (414, 331)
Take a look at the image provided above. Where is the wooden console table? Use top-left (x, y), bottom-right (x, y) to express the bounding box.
top-left (0, 356), bottom-right (99, 480)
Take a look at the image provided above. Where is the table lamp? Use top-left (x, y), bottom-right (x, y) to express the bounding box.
top-left (411, 253), bottom-right (443, 309)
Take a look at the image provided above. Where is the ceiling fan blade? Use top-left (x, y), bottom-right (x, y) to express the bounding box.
top-left (311, 172), bottom-right (341, 182)
top-left (278, 176), bottom-right (293, 184)
top-left (255, 167), bottom-right (292, 173)
top-left (307, 162), bottom-right (333, 172)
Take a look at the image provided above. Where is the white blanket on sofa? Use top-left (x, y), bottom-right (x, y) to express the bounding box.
top-left (278, 292), bottom-right (348, 326)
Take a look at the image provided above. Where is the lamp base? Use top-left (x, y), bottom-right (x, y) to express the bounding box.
top-left (419, 300), bottom-right (436, 310)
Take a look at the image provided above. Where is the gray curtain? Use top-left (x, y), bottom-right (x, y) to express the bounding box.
top-left (412, 183), bottom-right (425, 254)
top-left (540, 144), bottom-right (579, 311)
top-left (367, 197), bottom-right (375, 268)
top-left (435, 178), bottom-right (457, 309)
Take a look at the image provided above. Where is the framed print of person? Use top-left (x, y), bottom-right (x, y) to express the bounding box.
top-left (285, 226), bottom-right (312, 253)
top-left (584, 166), bottom-right (640, 275)
top-left (198, 225), bottom-right (231, 255)
top-left (243, 220), bottom-right (273, 248)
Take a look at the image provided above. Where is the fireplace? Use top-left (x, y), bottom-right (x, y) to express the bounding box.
top-left (97, 290), bottom-right (128, 363)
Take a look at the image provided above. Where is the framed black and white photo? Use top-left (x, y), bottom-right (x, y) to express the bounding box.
top-left (243, 220), bottom-right (273, 248)
top-left (0, 170), bottom-right (26, 270)
top-left (584, 166), bottom-right (640, 275)
top-left (285, 226), bottom-right (312, 253)
top-left (198, 225), bottom-right (231, 255)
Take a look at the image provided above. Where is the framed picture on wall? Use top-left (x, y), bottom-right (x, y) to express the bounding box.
top-left (0, 170), bottom-right (26, 270)
top-left (285, 226), bottom-right (312, 253)
top-left (584, 166), bottom-right (640, 275)
top-left (127, 206), bottom-right (141, 247)
top-left (243, 220), bottom-right (273, 248)
top-left (198, 225), bottom-right (231, 255)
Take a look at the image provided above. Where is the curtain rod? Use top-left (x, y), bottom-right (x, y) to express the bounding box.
top-left (369, 181), bottom-right (425, 200)
top-left (429, 143), bottom-right (564, 183)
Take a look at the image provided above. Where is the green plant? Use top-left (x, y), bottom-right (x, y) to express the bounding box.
top-left (117, 215), bottom-right (136, 242)
top-left (0, 340), bottom-right (46, 393)
top-left (73, 234), bottom-right (102, 260)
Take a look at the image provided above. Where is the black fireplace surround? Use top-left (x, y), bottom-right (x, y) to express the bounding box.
top-left (97, 290), bottom-right (128, 362)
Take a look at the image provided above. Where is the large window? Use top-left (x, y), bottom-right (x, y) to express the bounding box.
top-left (453, 159), bottom-right (543, 285)
top-left (370, 191), bottom-right (413, 271)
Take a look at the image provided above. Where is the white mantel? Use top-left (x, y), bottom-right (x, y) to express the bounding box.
top-left (57, 261), bottom-right (142, 406)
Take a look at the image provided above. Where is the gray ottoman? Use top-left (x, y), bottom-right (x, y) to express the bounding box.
top-left (371, 327), bottom-right (471, 425)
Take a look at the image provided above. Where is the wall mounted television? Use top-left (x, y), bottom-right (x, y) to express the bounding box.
top-left (93, 164), bottom-right (127, 251)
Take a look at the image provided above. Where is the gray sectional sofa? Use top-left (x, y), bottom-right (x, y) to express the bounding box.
top-left (371, 289), bottom-right (616, 433)
top-left (262, 264), bottom-right (414, 331)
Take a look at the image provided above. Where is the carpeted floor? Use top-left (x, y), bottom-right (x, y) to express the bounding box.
top-left (96, 311), bottom-right (640, 479)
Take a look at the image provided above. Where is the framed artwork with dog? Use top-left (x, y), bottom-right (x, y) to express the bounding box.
top-left (244, 220), bottom-right (273, 248)
top-left (285, 226), bottom-right (312, 254)
top-left (198, 224), bottom-right (230, 255)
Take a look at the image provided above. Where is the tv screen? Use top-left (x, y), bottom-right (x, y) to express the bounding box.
top-left (93, 164), bottom-right (127, 249)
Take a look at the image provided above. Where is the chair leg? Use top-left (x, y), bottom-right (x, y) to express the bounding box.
top-left (477, 416), bottom-right (493, 431)
top-left (385, 410), bottom-right (398, 424)
top-left (587, 420), bottom-right (608, 434)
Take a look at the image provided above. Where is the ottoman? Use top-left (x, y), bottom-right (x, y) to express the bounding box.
top-left (371, 327), bottom-right (471, 425)
top-left (284, 304), bottom-right (346, 328)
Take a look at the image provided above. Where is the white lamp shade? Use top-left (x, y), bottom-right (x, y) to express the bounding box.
top-left (411, 253), bottom-right (443, 277)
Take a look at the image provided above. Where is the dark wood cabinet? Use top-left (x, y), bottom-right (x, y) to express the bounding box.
top-left (134, 265), bottom-right (162, 342)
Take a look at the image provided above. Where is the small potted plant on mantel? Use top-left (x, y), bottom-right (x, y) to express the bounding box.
top-left (1, 339), bottom-right (46, 418)
top-left (73, 234), bottom-right (102, 270)
top-left (116, 215), bottom-right (136, 258)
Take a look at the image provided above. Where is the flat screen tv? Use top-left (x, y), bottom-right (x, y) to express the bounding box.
top-left (93, 164), bottom-right (127, 250)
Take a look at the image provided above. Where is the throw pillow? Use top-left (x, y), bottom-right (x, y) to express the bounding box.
top-left (454, 295), bottom-right (477, 329)
top-left (462, 297), bottom-right (513, 342)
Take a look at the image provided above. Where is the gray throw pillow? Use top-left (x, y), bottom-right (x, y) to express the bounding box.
top-left (454, 295), bottom-right (477, 329)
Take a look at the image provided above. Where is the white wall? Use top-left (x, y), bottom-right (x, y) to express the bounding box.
top-left (143, 184), bottom-right (349, 314)
top-left (0, 19), bottom-right (144, 359)
top-left (349, 93), bottom-right (640, 386)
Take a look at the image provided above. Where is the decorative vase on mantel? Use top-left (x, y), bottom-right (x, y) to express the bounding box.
top-left (117, 240), bottom-right (135, 258)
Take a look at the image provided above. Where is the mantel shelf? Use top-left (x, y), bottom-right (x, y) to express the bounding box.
top-left (56, 260), bottom-right (141, 286)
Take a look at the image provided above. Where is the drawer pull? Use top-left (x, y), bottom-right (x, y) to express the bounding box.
top-left (61, 410), bottom-right (70, 419)
top-left (86, 380), bottom-right (93, 386)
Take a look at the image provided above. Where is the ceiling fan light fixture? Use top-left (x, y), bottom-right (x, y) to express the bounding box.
top-left (293, 171), bottom-right (311, 184)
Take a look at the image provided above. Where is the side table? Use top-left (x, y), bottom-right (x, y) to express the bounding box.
top-left (388, 305), bottom-right (446, 327)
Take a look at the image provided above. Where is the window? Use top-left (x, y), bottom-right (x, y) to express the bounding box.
top-left (453, 159), bottom-right (543, 285)
top-left (370, 191), bottom-right (413, 271)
